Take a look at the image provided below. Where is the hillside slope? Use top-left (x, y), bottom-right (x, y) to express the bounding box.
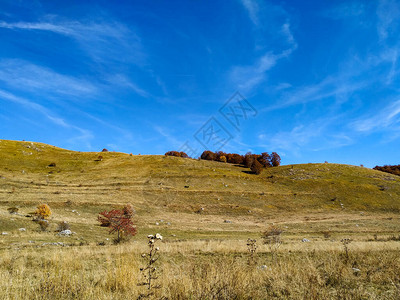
top-left (1, 139), bottom-right (400, 244)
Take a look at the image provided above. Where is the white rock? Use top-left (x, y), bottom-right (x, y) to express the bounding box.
top-left (302, 238), bottom-right (310, 242)
top-left (58, 230), bottom-right (72, 236)
top-left (1, 232), bottom-right (8, 235)
top-left (19, 228), bottom-right (26, 232)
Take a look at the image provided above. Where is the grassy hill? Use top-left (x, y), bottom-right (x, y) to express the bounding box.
top-left (1, 139), bottom-right (400, 299)
top-left (1, 138), bottom-right (400, 245)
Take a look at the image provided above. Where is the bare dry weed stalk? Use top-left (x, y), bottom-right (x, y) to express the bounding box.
top-left (138, 233), bottom-right (163, 298)
top-left (246, 238), bottom-right (257, 265)
top-left (262, 225), bottom-right (283, 260)
top-left (341, 238), bottom-right (352, 262)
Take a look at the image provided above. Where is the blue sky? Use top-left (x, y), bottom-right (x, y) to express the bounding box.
top-left (0, 0), bottom-right (399, 167)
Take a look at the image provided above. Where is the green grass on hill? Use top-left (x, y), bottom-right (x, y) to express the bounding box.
top-left (0, 139), bottom-right (400, 247)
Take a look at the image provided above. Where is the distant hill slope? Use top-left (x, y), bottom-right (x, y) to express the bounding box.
top-left (1, 139), bottom-right (400, 217)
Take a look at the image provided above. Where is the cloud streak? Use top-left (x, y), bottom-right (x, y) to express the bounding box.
top-left (0, 89), bottom-right (94, 147)
top-left (0, 19), bottom-right (145, 65)
top-left (0, 59), bottom-right (98, 98)
top-left (352, 99), bottom-right (400, 132)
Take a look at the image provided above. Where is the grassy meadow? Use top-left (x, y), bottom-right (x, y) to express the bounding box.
top-left (1, 139), bottom-right (400, 299)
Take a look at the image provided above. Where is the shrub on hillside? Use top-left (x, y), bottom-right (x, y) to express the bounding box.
top-left (57, 221), bottom-right (70, 232)
top-left (271, 152), bottom-right (281, 167)
top-left (35, 204), bottom-right (51, 220)
top-left (7, 207), bottom-right (19, 214)
top-left (262, 225), bottom-right (283, 258)
top-left (259, 152), bottom-right (272, 167)
top-left (102, 148), bottom-right (109, 152)
top-left (38, 220), bottom-right (49, 231)
top-left (165, 151), bottom-right (189, 158)
top-left (201, 150), bottom-right (216, 161)
top-left (251, 159), bottom-right (263, 175)
top-left (98, 204), bottom-right (137, 243)
top-left (227, 153), bottom-right (244, 164)
top-left (219, 155), bottom-right (227, 163)
top-left (373, 165), bottom-right (400, 176)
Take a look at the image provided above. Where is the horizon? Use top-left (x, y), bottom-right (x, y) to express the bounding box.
top-left (1, 1), bottom-right (399, 168)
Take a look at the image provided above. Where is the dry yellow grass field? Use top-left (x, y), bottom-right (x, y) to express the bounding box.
top-left (1, 139), bottom-right (400, 299)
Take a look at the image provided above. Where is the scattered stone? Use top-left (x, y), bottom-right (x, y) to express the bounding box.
top-left (155, 222), bottom-right (159, 225)
top-left (352, 268), bottom-right (361, 275)
top-left (28, 240), bottom-right (35, 243)
top-left (224, 220), bottom-right (232, 223)
top-left (167, 222), bottom-right (171, 225)
top-left (302, 238), bottom-right (310, 242)
top-left (1, 232), bottom-right (8, 235)
top-left (42, 242), bottom-right (65, 246)
top-left (258, 265), bottom-right (268, 270)
top-left (19, 228), bottom-right (26, 232)
top-left (57, 230), bottom-right (72, 236)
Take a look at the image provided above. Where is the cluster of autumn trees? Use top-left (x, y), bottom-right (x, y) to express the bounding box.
top-left (373, 165), bottom-right (400, 176)
top-left (200, 151), bottom-right (280, 166)
top-left (200, 151), bottom-right (281, 174)
top-left (164, 151), bottom-right (189, 158)
top-left (165, 149), bottom-right (281, 175)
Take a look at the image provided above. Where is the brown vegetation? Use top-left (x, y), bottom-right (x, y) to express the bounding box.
top-left (374, 164), bottom-right (400, 176)
top-left (98, 204), bottom-right (137, 243)
top-left (200, 150), bottom-right (281, 174)
top-left (164, 151), bottom-right (189, 158)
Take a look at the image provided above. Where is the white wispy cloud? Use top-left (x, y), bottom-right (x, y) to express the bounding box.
top-left (323, 2), bottom-right (365, 19)
top-left (265, 76), bottom-right (370, 112)
top-left (233, 2), bottom-right (297, 93)
top-left (153, 125), bottom-right (183, 148)
top-left (377, 0), bottom-right (400, 41)
top-left (0, 89), bottom-right (94, 147)
top-left (105, 74), bottom-right (149, 98)
top-left (0, 59), bottom-right (97, 98)
top-left (352, 99), bottom-right (400, 132)
top-left (258, 118), bottom-right (353, 155)
top-left (281, 22), bottom-right (298, 49)
top-left (230, 52), bottom-right (277, 92)
top-left (240, 0), bottom-right (260, 25)
top-left (0, 19), bottom-right (145, 65)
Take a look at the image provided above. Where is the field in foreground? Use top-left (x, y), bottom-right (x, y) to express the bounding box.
top-left (0, 139), bottom-right (400, 299)
top-left (1, 241), bottom-right (400, 299)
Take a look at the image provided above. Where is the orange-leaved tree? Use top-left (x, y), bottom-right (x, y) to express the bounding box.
top-left (98, 204), bottom-right (137, 243)
top-left (35, 204), bottom-right (51, 220)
